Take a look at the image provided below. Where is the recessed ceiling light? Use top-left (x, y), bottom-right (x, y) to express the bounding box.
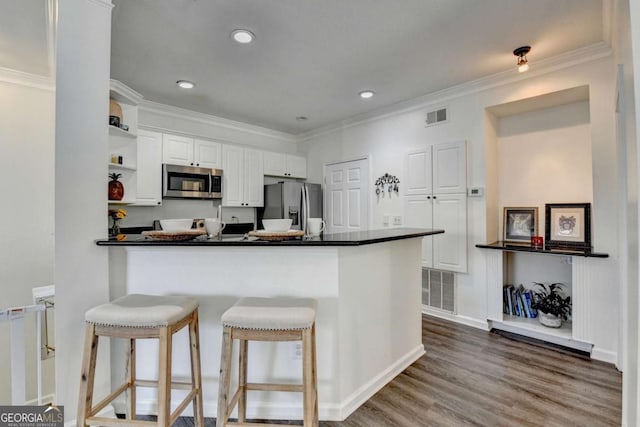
top-left (359, 90), bottom-right (375, 99)
top-left (231, 29), bottom-right (255, 44)
top-left (296, 116), bottom-right (308, 121)
top-left (176, 80), bottom-right (195, 89)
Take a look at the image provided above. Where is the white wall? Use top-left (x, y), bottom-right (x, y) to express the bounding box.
top-left (497, 101), bottom-right (593, 240)
top-left (0, 80), bottom-right (55, 404)
top-left (299, 55), bottom-right (620, 360)
top-left (55, 0), bottom-right (113, 422)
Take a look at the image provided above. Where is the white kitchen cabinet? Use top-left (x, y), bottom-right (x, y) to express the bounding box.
top-left (404, 141), bottom-right (466, 196)
top-left (433, 141), bottom-right (467, 194)
top-left (134, 129), bottom-right (163, 206)
top-left (222, 145), bottom-right (264, 207)
top-left (162, 134), bottom-right (222, 168)
top-left (405, 148), bottom-right (432, 196)
top-left (405, 193), bottom-right (467, 273)
top-left (194, 139), bottom-right (222, 169)
top-left (263, 152), bottom-right (307, 178)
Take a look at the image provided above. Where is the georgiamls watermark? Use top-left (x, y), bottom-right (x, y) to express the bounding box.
top-left (0, 405), bottom-right (63, 427)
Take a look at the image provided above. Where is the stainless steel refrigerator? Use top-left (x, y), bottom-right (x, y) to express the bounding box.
top-left (259, 182), bottom-right (322, 232)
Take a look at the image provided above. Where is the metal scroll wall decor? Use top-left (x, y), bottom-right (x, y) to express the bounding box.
top-left (375, 173), bottom-right (399, 197)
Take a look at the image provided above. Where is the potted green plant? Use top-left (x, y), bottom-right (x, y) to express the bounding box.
top-left (531, 282), bottom-right (571, 328)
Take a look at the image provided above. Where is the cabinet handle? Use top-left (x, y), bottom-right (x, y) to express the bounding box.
top-left (433, 196), bottom-right (437, 199)
top-left (427, 196), bottom-right (431, 199)
top-left (157, 201), bottom-right (161, 205)
top-left (196, 163), bottom-right (199, 166)
top-left (190, 162), bottom-right (194, 166)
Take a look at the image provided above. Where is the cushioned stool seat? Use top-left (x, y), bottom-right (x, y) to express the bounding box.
top-left (217, 297), bottom-right (319, 427)
top-left (221, 297), bottom-right (317, 330)
top-left (85, 294), bottom-right (199, 328)
top-left (77, 294), bottom-right (204, 427)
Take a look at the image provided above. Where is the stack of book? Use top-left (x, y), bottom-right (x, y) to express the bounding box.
top-left (503, 284), bottom-right (537, 318)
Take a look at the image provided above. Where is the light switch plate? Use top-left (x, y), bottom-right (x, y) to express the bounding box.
top-left (393, 215), bottom-right (402, 226)
top-left (383, 215), bottom-right (390, 226)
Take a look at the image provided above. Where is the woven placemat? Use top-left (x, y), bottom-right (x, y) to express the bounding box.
top-left (142, 230), bottom-right (206, 241)
top-left (248, 230), bottom-right (305, 241)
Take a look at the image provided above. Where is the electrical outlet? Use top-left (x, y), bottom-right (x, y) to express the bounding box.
top-left (292, 342), bottom-right (302, 360)
top-left (382, 215), bottom-right (390, 226)
top-left (393, 215), bottom-right (402, 226)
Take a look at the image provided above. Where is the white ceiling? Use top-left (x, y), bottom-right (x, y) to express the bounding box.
top-left (108, 1), bottom-right (603, 135)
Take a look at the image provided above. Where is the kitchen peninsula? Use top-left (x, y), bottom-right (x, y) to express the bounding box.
top-left (98, 228), bottom-right (443, 421)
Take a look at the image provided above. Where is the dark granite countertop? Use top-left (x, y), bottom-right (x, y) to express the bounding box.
top-left (96, 228), bottom-right (444, 247)
top-left (475, 241), bottom-right (609, 258)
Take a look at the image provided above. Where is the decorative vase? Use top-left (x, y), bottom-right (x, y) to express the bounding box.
top-left (109, 98), bottom-right (123, 127)
top-left (108, 174), bottom-right (124, 201)
top-left (110, 219), bottom-right (121, 237)
top-left (538, 311), bottom-right (562, 328)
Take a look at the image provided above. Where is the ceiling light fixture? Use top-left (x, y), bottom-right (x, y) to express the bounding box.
top-left (231, 29), bottom-right (255, 44)
top-left (176, 80), bottom-right (195, 89)
top-left (513, 46), bottom-right (531, 73)
top-left (296, 116), bottom-right (308, 121)
top-left (359, 90), bottom-right (375, 99)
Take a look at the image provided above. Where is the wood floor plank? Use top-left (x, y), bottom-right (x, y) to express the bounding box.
top-left (140, 315), bottom-right (622, 426)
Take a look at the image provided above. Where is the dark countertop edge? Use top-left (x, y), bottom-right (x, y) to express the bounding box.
top-left (95, 229), bottom-right (444, 247)
top-left (475, 242), bottom-right (609, 258)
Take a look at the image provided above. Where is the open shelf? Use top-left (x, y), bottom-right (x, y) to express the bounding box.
top-left (502, 314), bottom-right (571, 339)
top-left (109, 125), bottom-right (137, 139)
top-left (109, 163), bottom-right (136, 171)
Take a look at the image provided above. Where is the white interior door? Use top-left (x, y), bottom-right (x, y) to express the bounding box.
top-left (324, 158), bottom-right (369, 233)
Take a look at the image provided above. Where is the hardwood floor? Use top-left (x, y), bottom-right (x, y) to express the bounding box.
top-left (142, 314), bottom-right (622, 426)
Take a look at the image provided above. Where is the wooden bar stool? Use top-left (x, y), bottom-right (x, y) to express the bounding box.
top-left (217, 297), bottom-right (318, 427)
top-left (77, 294), bottom-right (204, 427)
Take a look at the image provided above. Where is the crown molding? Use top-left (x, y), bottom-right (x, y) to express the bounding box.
top-left (0, 67), bottom-right (54, 91)
top-left (139, 100), bottom-right (297, 144)
top-left (87, 0), bottom-right (114, 9)
top-left (298, 42), bottom-right (613, 142)
top-left (109, 79), bottom-right (144, 105)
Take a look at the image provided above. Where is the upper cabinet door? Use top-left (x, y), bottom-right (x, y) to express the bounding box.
top-left (194, 139), bottom-right (222, 169)
top-left (432, 193), bottom-right (467, 273)
top-left (222, 145), bottom-right (244, 207)
top-left (135, 130), bottom-right (163, 206)
top-left (162, 134), bottom-right (194, 166)
top-left (286, 155), bottom-right (307, 179)
top-left (244, 149), bottom-right (264, 207)
top-left (263, 151), bottom-right (287, 176)
top-left (405, 148), bottom-right (432, 196)
top-left (433, 141), bottom-right (466, 194)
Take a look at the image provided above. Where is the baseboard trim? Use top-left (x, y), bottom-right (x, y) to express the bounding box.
top-left (133, 344), bottom-right (425, 421)
top-left (591, 347), bottom-right (619, 365)
top-left (422, 308), bottom-right (490, 331)
top-left (337, 344), bottom-right (425, 420)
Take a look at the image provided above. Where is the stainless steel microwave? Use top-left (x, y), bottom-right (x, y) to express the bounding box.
top-left (162, 164), bottom-right (223, 199)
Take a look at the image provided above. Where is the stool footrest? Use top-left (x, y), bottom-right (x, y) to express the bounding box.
top-left (170, 389), bottom-right (198, 426)
top-left (246, 382), bottom-right (304, 393)
top-left (135, 379), bottom-right (195, 390)
top-left (86, 416), bottom-right (157, 426)
top-left (87, 382), bottom-right (131, 418)
top-left (227, 423), bottom-right (303, 427)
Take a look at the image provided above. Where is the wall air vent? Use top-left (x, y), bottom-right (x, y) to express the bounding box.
top-left (425, 107), bottom-right (448, 127)
top-left (421, 268), bottom-right (455, 313)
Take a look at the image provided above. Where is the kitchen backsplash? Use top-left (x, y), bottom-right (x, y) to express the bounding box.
top-left (122, 199), bottom-right (255, 227)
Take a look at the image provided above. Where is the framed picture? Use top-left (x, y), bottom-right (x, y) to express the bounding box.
top-left (545, 203), bottom-right (591, 250)
top-left (503, 207), bottom-right (538, 242)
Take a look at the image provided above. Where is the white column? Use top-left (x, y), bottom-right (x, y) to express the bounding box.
top-left (485, 250), bottom-right (503, 321)
top-left (55, 0), bottom-right (113, 422)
